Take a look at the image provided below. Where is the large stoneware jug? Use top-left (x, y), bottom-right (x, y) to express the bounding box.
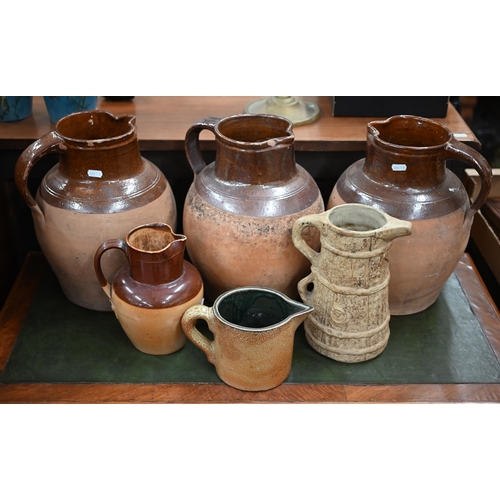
top-left (328, 115), bottom-right (492, 315)
top-left (293, 204), bottom-right (411, 363)
top-left (183, 114), bottom-right (325, 303)
top-left (95, 223), bottom-right (203, 355)
top-left (15, 110), bottom-right (177, 311)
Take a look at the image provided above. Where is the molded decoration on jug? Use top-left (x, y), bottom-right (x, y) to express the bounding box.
top-left (293, 204), bottom-right (411, 363)
top-left (181, 286), bottom-right (312, 391)
top-left (328, 115), bottom-right (492, 315)
top-left (95, 223), bottom-right (204, 355)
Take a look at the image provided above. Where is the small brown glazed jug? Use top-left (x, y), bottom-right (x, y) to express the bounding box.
top-left (293, 204), bottom-right (411, 363)
top-left (94, 223), bottom-right (203, 355)
top-left (181, 286), bottom-right (312, 391)
top-left (182, 113), bottom-right (325, 303)
top-left (328, 115), bottom-right (492, 315)
top-left (15, 110), bottom-right (177, 311)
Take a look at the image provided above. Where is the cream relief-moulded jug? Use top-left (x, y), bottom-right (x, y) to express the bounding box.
top-left (293, 204), bottom-right (412, 363)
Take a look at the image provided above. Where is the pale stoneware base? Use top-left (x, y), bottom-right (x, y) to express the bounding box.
top-left (183, 187), bottom-right (324, 303)
top-left (328, 187), bottom-right (472, 315)
top-left (111, 288), bottom-right (204, 355)
top-left (304, 316), bottom-right (390, 363)
top-left (32, 187), bottom-right (177, 311)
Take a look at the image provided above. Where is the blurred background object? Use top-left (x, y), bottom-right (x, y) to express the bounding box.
top-left (244, 96), bottom-right (320, 126)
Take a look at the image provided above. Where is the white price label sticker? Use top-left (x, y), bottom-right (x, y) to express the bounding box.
top-left (88, 170), bottom-right (103, 178)
top-left (392, 164), bottom-right (407, 172)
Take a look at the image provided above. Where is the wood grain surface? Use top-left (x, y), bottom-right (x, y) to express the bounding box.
top-left (0, 97), bottom-right (480, 152)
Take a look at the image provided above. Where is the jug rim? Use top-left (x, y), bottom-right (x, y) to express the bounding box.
top-left (126, 222), bottom-right (186, 254)
top-left (326, 203), bottom-right (391, 235)
top-left (215, 113), bottom-right (295, 149)
top-left (55, 110), bottom-right (136, 146)
top-left (368, 114), bottom-right (453, 150)
top-left (213, 285), bottom-right (312, 332)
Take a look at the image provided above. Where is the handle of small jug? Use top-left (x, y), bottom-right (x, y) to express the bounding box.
top-left (185, 116), bottom-right (222, 176)
top-left (181, 305), bottom-right (216, 365)
top-left (94, 239), bottom-right (129, 298)
top-left (292, 215), bottom-right (323, 267)
top-left (444, 138), bottom-right (492, 219)
top-left (14, 131), bottom-right (65, 208)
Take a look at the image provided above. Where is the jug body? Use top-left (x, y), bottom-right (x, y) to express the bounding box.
top-left (181, 286), bottom-right (312, 391)
top-left (15, 110), bottom-right (177, 311)
top-left (293, 204), bottom-right (411, 363)
top-left (328, 115), bottom-right (492, 315)
top-left (183, 114), bottom-right (324, 303)
top-left (94, 223), bottom-right (203, 355)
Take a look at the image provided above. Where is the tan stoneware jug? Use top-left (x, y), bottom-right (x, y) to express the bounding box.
top-left (94, 223), bottom-right (203, 355)
top-left (293, 204), bottom-right (412, 363)
top-left (328, 115), bottom-right (492, 315)
top-left (181, 286), bottom-right (313, 391)
top-left (15, 110), bottom-right (177, 311)
top-left (182, 113), bottom-right (325, 303)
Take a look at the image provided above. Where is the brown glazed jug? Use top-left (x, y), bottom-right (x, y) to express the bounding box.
top-left (183, 113), bottom-right (325, 303)
top-left (15, 110), bottom-right (177, 311)
top-left (328, 115), bottom-right (492, 315)
top-left (94, 223), bottom-right (204, 355)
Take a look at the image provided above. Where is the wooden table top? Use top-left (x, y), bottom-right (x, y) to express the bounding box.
top-left (0, 97), bottom-right (480, 152)
top-left (1, 252), bottom-right (500, 404)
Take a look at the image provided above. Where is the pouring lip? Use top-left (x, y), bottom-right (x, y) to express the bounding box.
top-left (367, 114), bottom-right (453, 151)
top-left (215, 113), bottom-right (295, 149)
top-left (126, 222), bottom-right (186, 254)
top-left (55, 110), bottom-right (136, 146)
top-left (213, 285), bottom-right (313, 332)
top-left (326, 203), bottom-right (389, 235)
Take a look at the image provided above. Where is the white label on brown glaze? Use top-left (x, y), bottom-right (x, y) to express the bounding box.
top-left (392, 164), bottom-right (407, 171)
top-left (88, 169), bottom-right (103, 178)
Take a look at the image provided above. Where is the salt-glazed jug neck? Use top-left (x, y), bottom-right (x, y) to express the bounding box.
top-left (213, 114), bottom-right (297, 184)
top-left (55, 110), bottom-right (143, 178)
top-left (364, 115), bottom-right (452, 188)
top-left (126, 224), bottom-right (186, 285)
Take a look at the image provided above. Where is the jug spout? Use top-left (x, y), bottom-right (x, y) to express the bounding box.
top-left (284, 297), bottom-right (314, 328)
top-left (374, 213), bottom-right (412, 242)
top-left (376, 216), bottom-right (411, 242)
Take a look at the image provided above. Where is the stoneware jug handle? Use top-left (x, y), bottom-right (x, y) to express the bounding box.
top-left (297, 273), bottom-right (315, 305)
top-left (292, 214), bottom-right (322, 267)
top-left (181, 304), bottom-right (216, 365)
top-left (94, 239), bottom-right (129, 298)
top-left (14, 131), bottom-right (64, 208)
top-left (444, 138), bottom-right (492, 219)
top-left (185, 116), bottom-right (222, 175)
